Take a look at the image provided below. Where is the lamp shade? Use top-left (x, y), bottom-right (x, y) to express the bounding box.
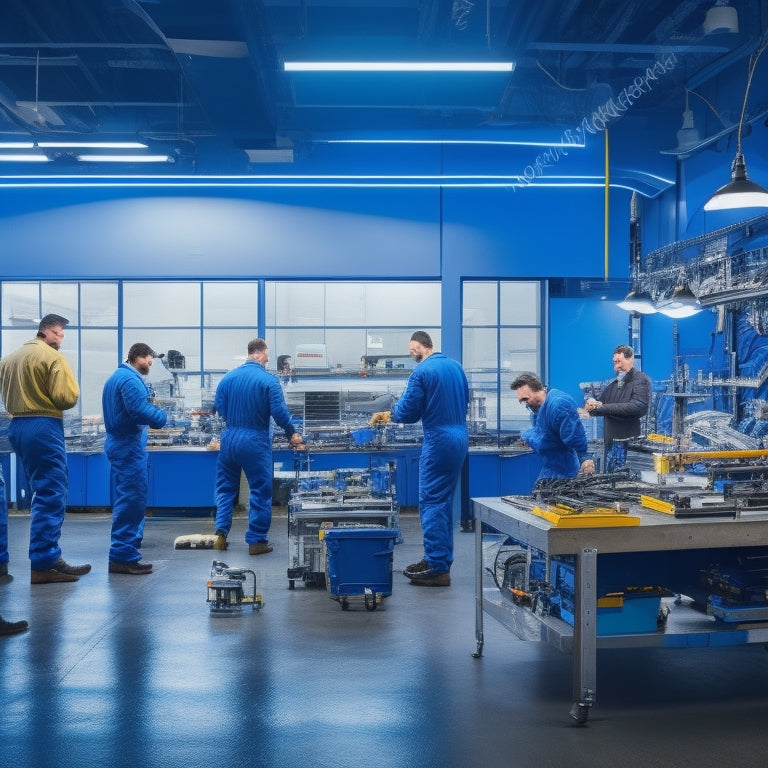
top-left (656, 285), bottom-right (702, 318)
top-left (617, 288), bottom-right (657, 314)
top-left (704, 155), bottom-right (768, 211)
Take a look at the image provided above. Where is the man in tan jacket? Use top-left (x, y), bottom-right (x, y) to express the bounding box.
top-left (0, 314), bottom-right (91, 584)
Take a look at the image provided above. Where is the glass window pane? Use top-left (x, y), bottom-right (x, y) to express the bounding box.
top-left (273, 328), bottom-right (326, 371)
top-left (325, 283), bottom-right (365, 325)
top-left (124, 330), bottom-right (200, 372)
top-left (123, 283), bottom-right (201, 327)
top-left (323, 329), bottom-right (368, 371)
top-left (501, 282), bottom-right (540, 325)
top-left (502, 327), bottom-right (540, 377)
top-left (272, 282), bottom-right (325, 326)
top-left (365, 329), bottom-right (416, 358)
top-left (80, 329), bottom-right (118, 419)
top-left (41, 283), bottom-right (78, 324)
top-left (365, 283), bottom-right (440, 325)
top-left (463, 280), bottom-right (543, 442)
top-left (462, 327), bottom-right (497, 371)
top-left (60, 329), bottom-right (81, 423)
top-left (81, 283), bottom-right (118, 327)
top-left (2, 283), bottom-right (39, 327)
top-left (203, 329), bottom-right (256, 372)
top-left (463, 282), bottom-right (497, 326)
top-left (203, 282), bottom-right (258, 327)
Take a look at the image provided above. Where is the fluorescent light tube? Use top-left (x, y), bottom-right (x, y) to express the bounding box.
top-left (39, 142), bottom-right (148, 149)
top-left (0, 154), bottom-right (50, 162)
top-left (284, 61), bottom-right (515, 72)
top-left (76, 154), bottom-right (170, 163)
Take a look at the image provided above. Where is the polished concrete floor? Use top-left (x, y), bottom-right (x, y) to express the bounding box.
top-left (2, 509), bottom-right (768, 768)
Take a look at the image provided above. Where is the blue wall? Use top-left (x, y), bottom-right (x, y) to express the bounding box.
top-left (0, 112), bottom-right (764, 399)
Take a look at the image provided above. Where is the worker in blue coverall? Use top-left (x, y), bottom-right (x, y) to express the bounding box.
top-left (0, 314), bottom-right (91, 585)
top-left (510, 373), bottom-right (595, 483)
top-left (370, 331), bottom-right (469, 587)
top-left (0, 467), bottom-right (29, 635)
top-left (213, 338), bottom-right (304, 555)
top-left (102, 343), bottom-right (167, 575)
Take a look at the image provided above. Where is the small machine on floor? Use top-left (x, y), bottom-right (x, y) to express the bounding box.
top-left (205, 560), bottom-right (263, 617)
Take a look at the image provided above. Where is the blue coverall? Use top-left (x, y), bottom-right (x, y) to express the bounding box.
top-left (522, 388), bottom-right (589, 480)
top-left (392, 352), bottom-right (469, 574)
top-left (0, 470), bottom-right (7, 569)
top-left (214, 360), bottom-right (297, 545)
top-left (102, 363), bottom-right (167, 564)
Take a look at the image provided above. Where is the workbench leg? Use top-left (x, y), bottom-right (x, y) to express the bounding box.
top-left (472, 504), bottom-right (484, 658)
top-left (570, 547), bottom-right (597, 724)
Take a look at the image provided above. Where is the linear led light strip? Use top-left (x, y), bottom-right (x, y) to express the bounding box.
top-left (0, 141), bottom-right (148, 149)
top-left (0, 174), bottom-right (674, 192)
top-left (0, 140), bottom-right (168, 162)
top-left (284, 61), bottom-right (515, 72)
top-left (321, 138), bottom-right (585, 148)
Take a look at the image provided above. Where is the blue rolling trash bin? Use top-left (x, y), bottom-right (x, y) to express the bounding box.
top-left (323, 527), bottom-right (399, 611)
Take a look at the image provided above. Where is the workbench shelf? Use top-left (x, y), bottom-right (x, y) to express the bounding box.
top-left (472, 495), bottom-right (768, 725)
top-left (480, 589), bottom-right (768, 652)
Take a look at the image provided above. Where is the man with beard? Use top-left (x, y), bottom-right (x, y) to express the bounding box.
top-left (0, 313), bottom-right (89, 584)
top-left (102, 343), bottom-right (167, 574)
top-left (511, 372), bottom-right (594, 483)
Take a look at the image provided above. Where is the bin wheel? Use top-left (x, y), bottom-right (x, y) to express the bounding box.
top-left (364, 594), bottom-right (378, 611)
top-left (288, 580), bottom-right (295, 590)
top-left (340, 598), bottom-right (349, 611)
top-left (569, 702), bottom-right (590, 725)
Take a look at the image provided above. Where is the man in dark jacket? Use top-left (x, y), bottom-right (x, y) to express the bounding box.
top-left (585, 345), bottom-right (652, 463)
top-left (102, 343), bottom-right (168, 574)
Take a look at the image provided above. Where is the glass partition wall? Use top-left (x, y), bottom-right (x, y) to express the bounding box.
top-left (0, 279), bottom-right (544, 446)
top-left (462, 280), bottom-right (545, 445)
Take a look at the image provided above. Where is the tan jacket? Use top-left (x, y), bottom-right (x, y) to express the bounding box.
top-left (0, 338), bottom-right (79, 418)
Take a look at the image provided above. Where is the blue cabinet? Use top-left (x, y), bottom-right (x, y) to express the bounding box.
top-left (468, 449), bottom-right (541, 498)
top-left (146, 449), bottom-right (218, 512)
top-left (67, 452), bottom-right (111, 508)
top-left (461, 450), bottom-right (542, 529)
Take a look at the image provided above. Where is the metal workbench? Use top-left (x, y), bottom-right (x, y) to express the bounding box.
top-left (472, 496), bottom-right (768, 723)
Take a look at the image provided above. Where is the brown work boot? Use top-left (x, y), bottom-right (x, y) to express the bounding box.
top-left (408, 570), bottom-right (451, 587)
top-left (248, 542), bottom-right (273, 555)
top-left (403, 559), bottom-right (429, 577)
top-left (31, 558), bottom-right (91, 584)
top-left (213, 531), bottom-right (228, 551)
top-left (0, 615), bottom-right (28, 636)
top-left (108, 560), bottom-right (153, 575)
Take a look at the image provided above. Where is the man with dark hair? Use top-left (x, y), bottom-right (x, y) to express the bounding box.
top-left (370, 331), bottom-right (469, 587)
top-left (0, 314), bottom-right (90, 584)
top-left (511, 372), bottom-right (594, 482)
top-left (584, 345), bottom-right (652, 461)
top-left (213, 338), bottom-right (304, 554)
top-left (102, 342), bottom-right (167, 574)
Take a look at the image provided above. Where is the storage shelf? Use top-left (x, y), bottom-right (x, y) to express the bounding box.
top-left (482, 589), bottom-right (768, 652)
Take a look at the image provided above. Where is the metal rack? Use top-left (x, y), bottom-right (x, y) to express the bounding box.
top-left (472, 495), bottom-right (768, 724)
top-left (286, 458), bottom-right (399, 589)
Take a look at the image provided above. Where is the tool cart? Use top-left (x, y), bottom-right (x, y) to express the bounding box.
top-left (286, 457), bottom-right (399, 589)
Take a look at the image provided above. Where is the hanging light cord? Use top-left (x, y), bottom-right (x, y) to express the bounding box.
top-left (736, 37), bottom-right (768, 157)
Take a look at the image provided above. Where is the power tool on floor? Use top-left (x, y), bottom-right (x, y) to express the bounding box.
top-left (205, 560), bottom-right (263, 617)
